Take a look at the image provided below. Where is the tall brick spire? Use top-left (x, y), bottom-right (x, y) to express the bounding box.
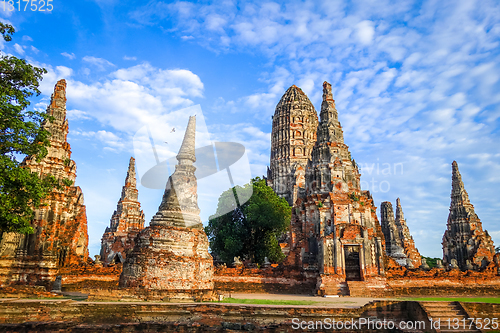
top-left (394, 198), bottom-right (421, 268)
top-left (100, 157), bottom-right (145, 265)
top-left (380, 201), bottom-right (408, 265)
top-left (0, 80), bottom-right (90, 278)
top-left (442, 161), bottom-right (495, 270)
top-left (308, 81), bottom-right (360, 194)
top-left (111, 157), bottom-right (144, 232)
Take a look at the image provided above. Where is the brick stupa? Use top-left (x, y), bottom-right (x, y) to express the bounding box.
top-left (442, 161), bottom-right (495, 270)
top-left (119, 116), bottom-right (214, 298)
top-left (100, 157), bottom-right (145, 265)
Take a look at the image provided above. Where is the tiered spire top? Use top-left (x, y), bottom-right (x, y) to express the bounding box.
top-left (317, 81), bottom-right (344, 144)
top-left (121, 157), bottom-right (138, 201)
top-left (450, 161), bottom-right (471, 208)
top-left (320, 81), bottom-right (339, 123)
top-left (44, 79), bottom-right (69, 143)
top-left (395, 198), bottom-right (405, 225)
top-left (48, 79), bottom-right (67, 113)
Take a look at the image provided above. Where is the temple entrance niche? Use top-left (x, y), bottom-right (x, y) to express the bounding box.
top-left (344, 245), bottom-right (362, 281)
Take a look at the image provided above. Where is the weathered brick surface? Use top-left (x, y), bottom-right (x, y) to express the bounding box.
top-left (100, 157), bottom-right (145, 265)
top-left (214, 266), bottom-right (316, 294)
top-left (0, 80), bottom-right (89, 286)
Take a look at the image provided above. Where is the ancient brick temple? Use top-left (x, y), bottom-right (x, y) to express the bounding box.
top-left (100, 157), bottom-right (145, 265)
top-left (0, 80), bottom-right (89, 285)
top-left (119, 116), bottom-right (213, 296)
top-left (277, 82), bottom-right (387, 294)
top-left (267, 85), bottom-right (318, 206)
top-left (380, 199), bottom-right (421, 268)
top-left (442, 161), bottom-right (495, 270)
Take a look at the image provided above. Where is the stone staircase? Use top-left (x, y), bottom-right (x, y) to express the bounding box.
top-left (419, 301), bottom-right (480, 333)
top-left (344, 280), bottom-right (389, 297)
top-left (345, 281), bottom-right (365, 296)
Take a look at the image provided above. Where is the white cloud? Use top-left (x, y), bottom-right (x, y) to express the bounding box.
top-left (67, 109), bottom-right (91, 120)
top-left (82, 56), bottom-right (115, 71)
top-left (73, 129), bottom-right (125, 152)
top-left (37, 62), bottom-right (204, 134)
top-left (13, 43), bottom-right (24, 55)
top-left (22, 35), bottom-right (33, 42)
top-left (355, 20), bottom-right (375, 45)
top-left (61, 52), bottom-right (76, 60)
top-left (123, 55), bottom-right (136, 60)
top-left (209, 122), bottom-right (271, 178)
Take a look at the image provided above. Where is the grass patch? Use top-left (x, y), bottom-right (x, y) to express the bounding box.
top-left (400, 297), bottom-right (500, 304)
top-left (212, 298), bottom-right (318, 306)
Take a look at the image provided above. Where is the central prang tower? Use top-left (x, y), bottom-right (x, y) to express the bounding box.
top-left (272, 81), bottom-right (387, 296)
top-left (268, 85), bottom-right (318, 205)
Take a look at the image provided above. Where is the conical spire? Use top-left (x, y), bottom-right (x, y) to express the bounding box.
top-left (450, 161), bottom-right (471, 208)
top-left (320, 81), bottom-right (339, 123)
top-left (395, 198), bottom-right (405, 225)
top-left (108, 157), bottom-right (144, 233)
top-left (177, 115), bottom-right (196, 164)
top-left (44, 79), bottom-right (68, 140)
top-left (150, 116), bottom-right (202, 228)
top-left (48, 79), bottom-right (67, 115)
top-left (442, 161), bottom-right (495, 270)
top-left (317, 81), bottom-right (344, 144)
top-left (121, 157), bottom-right (137, 200)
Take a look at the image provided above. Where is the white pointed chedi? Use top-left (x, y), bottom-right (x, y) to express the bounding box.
top-left (119, 116), bottom-right (213, 295)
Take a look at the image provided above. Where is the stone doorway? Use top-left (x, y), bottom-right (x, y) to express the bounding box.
top-left (344, 245), bottom-right (362, 281)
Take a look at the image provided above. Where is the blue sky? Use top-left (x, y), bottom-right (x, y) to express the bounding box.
top-left (1, 0), bottom-right (499, 258)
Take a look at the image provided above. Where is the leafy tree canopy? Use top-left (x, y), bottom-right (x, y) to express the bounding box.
top-left (0, 22), bottom-right (57, 234)
top-left (205, 177), bottom-right (291, 265)
top-left (421, 256), bottom-right (441, 268)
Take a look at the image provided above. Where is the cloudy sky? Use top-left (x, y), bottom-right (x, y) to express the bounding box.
top-left (1, 0), bottom-right (499, 258)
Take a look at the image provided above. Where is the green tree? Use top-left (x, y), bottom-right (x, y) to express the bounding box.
top-left (205, 177), bottom-right (291, 265)
top-left (0, 22), bottom-right (57, 235)
top-left (421, 256), bottom-right (441, 268)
